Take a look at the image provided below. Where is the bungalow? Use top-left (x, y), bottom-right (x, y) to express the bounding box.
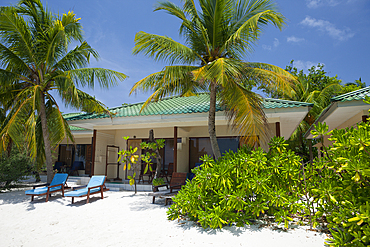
top-left (305, 86), bottom-right (370, 150)
top-left (60, 94), bottom-right (313, 180)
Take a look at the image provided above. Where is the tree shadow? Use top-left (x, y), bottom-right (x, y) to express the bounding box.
top-left (0, 189), bottom-right (32, 205)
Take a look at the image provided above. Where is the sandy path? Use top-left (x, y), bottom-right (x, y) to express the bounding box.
top-left (0, 189), bottom-right (328, 247)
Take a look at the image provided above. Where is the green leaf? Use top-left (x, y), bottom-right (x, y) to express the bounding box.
top-left (348, 217), bottom-right (360, 222)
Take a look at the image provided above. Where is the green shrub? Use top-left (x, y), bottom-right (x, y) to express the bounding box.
top-left (152, 178), bottom-right (165, 186)
top-left (167, 121), bottom-right (370, 246)
top-left (167, 137), bottom-right (306, 229)
top-left (0, 148), bottom-right (32, 191)
top-left (309, 122), bottom-right (370, 246)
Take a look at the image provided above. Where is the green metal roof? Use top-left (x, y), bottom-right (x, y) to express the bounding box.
top-left (331, 86), bottom-right (370, 102)
top-left (69, 125), bottom-right (89, 131)
top-left (65, 94), bottom-right (313, 122)
top-left (63, 112), bottom-right (85, 118)
top-left (62, 113), bottom-right (89, 131)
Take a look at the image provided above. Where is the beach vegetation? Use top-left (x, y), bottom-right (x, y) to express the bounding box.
top-left (168, 136), bottom-right (305, 229)
top-left (168, 114), bottom-right (370, 246)
top-left (0, 146), bottom-right (33, 191)
top-left (309, 119), bottom-right (370, 246)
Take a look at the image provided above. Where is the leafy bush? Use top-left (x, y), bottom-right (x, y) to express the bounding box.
top-left (168, 122), bottom-right (370, 246)
top-left (152, 178), bottom-right (165, 186)
top-left (309, 122), bottom-right (370, 246)
top-left (167, 137), bottom-right (306, 229)
top-left (0, 148), bottom-right (32, 191)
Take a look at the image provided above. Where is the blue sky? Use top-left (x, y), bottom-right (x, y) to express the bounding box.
top-left (1, 0), bottom-right (369, 113)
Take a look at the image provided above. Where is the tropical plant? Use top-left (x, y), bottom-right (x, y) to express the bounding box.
top-left (262, 61), bottom-right (343, 161)
top-left (340, 77), bottom-right (366, 94)
top-left (0, 145), bottom-right (33, 191)
top-left (118, 136), bottom-right (141, 193)
top-left (168, 110), bottom-right (370, 245)
top-left (167, 136), bottom-right (306, 229)
top-left (141, 137), bottom-right (165, 180)
top-left (0, 0), bottom-right (127, 183)
top-left (118, 136), bottom-right (165, 193)
top-left (309, 121), bottom-right (370, 246)
top-left (131, 0), bottom-right (295, 160)
top-left (152, 177), bottom-right (165, 186)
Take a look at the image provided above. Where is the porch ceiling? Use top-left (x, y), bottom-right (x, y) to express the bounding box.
top-left (306, 100), bottom-right (370, 139)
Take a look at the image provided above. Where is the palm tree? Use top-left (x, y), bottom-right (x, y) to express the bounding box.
top-left (263, 62), bottom-right (343, 160)
top-left (0, 0), bottom-right (127, 183)
top-left (131, 0), bottom-right (294, 159)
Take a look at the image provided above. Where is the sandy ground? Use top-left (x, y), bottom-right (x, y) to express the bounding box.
top-left (0, 189), bottom-right (329, 247)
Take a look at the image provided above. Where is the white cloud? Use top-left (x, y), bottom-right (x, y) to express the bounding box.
top-left (293, 60), bottom-right (320, 73)
top-left (306, 0), bottom-right (342, 8)
top-left (287, 36), bottom-right (305, 43)
top-left (300, 16), bottom-right (354, 41)
top-left (262, 38), bottom-right (279, 51)
top-left (262, 44), bottom-right (272, 51)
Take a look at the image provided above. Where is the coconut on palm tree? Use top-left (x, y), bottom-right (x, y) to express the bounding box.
top-left (131, 0), bottom-right (295, 159)
top-left (0, 0), bottom-right (127, 183)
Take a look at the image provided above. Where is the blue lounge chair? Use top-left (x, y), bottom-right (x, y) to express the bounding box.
top-left (64, 176), bottom-right (107, 204)
top-left (25, 173), bottom-right (69, 202)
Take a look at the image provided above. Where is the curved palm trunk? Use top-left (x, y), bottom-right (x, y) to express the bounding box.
top-left (39, 94), bottom-right (54, 184)
top-left (208, 83), bottom-right (222, 160)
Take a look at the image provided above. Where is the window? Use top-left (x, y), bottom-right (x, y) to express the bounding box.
top-left (189, 137), bottom-right (239, 170)
top-left (58, 144), bottom-right (92, 175)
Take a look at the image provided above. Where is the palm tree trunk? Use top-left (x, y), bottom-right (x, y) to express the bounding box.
top-left (39, 94), bottom-right (54, 184)
top-left (149, 130), bottom-right (162, 180)
top-left (208, 82), bottom-right (221, 160)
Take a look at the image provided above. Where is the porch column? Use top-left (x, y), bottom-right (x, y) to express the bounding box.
top-left (174, 126), bottom-right (178, 172)
top-left (275, 122), bottom-right (281, 137)
top-left (362, 115), bottom-right (368, 123)
top-left (91, 129), bottom-right (97, 177)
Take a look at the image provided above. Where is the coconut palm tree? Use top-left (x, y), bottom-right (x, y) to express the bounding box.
top-left (0, 0), bottom-right (127, 183)
top-left (131, 0), bottom-right (295, 159)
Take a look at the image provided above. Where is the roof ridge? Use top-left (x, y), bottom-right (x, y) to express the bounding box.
top-left (264, 98), bottom-right (313, 105)
top-left (110, 93), bottom-right (209, 110)
top-left (331, 86), bottom-right (370, 102)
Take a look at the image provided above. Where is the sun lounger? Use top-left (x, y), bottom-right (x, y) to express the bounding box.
top-left (25, 173), bottom-right (69, 202)
top-left (149, 172), bottom-right (187, 204)
top-left (64, 176), bottom-right (107, 204)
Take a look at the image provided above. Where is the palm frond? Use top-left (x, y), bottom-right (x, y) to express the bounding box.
top-left (221, 82), bottom-right (267, 145)
top-left (56, 68), bottom-right (126, 89)
top-left (51, 41), bottom-right (97, 72)
top-left (245, 62), bottom-right (295, 97)
top-left (133, 31), bottom-right (204, 65)
top-left (0, 6), bottom-right (36, 65)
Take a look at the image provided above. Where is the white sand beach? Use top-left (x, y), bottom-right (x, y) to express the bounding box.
top-left (0, 189), bottom-right (328, 247)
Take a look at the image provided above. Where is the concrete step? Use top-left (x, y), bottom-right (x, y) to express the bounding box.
top-left (105, 182), bottom-right (152, 192)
